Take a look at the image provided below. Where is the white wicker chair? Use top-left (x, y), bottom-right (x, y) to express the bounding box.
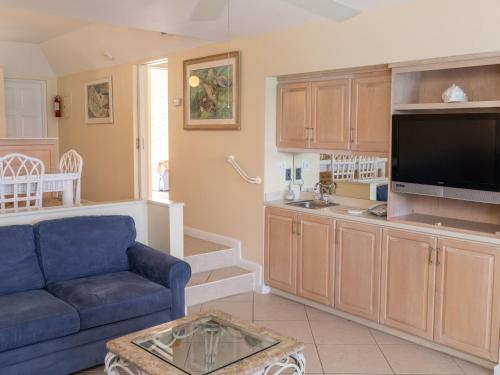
top-left (59, 149), bottom-right (83, 205)
top-left (0, 153), bottom-right (45, 212)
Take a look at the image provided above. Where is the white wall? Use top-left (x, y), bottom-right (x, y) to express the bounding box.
top-left (0, 41), bottom-right (54, 77)
top-left (0, 41), bottom-right (57, 138)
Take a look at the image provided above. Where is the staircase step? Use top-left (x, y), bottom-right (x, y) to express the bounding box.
top-left (185, 248), bottom-right (236, 273)
top-left (186, 266), bottom-right (254, 306)
top-left (184, 235), bottom-right (231, 256)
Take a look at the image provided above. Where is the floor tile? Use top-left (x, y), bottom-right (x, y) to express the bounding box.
top-left (303, 343), bottom-right (324, 374)
top-left (317, 344), bottom-right (393, 374)
top-left (201, 301), bottom-right (253, 321)
top-left (206, 266), bottom-right (250, 282)
top-left (370, 329), bottom-right (411, 345)
top-left (259, 320), bottom-right (315, 343)
top-left (188, 304), bottom-right (202, 315)
top-left (306, 306), bottom-right (345, 322)
top-left (254, 293), bottom-right (307, 321)
top-left (380, 344), bottom-right (463, 374)
top-left (184, 235), bottom-right (229, 256)
top-left (187, 270), bottom-right (211, 287)
top-left (215, 291), bottom-right (254, 302)
top-left (310, 319), bottom-right (375, 345)
top-left (454, 358), bottom-right (493, 375)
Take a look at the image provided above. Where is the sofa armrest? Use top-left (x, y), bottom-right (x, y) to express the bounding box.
top-left (127, 242), bottom-right (191, 319)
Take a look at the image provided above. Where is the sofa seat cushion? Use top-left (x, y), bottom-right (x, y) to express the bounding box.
top-left (0, 290), bottom-right (80, 352)
top-left (47, 271), bottom-right (172, 330)
top-left (0, 225), bottom-right (45, 296)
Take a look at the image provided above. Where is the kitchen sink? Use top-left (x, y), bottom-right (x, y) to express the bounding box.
top-left (285, 200), bottom-right (339, 209)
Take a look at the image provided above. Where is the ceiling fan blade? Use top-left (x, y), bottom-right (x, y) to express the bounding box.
top-left (189, 0), bottom-right (228, 22)
top-left (284, 0), bottom-right (360, 22)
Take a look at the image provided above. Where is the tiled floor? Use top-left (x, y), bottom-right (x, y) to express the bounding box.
top-left (76, 292), bottom-right (493, 375)
top-left (184, 235), bottom-right (230, 256)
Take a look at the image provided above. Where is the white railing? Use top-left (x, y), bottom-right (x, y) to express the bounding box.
top-left (226, 155), bottom-right (262, 184)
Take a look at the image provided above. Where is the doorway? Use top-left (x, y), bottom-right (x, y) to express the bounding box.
top-left (136, 60), bottom-right (169, 202)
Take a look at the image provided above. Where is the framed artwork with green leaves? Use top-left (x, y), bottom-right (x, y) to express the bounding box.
top-left (183, 51), bottom-right (240, 130)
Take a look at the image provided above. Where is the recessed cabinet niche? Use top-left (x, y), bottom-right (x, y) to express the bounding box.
top-left (277, 68), bottom-right (391, 154)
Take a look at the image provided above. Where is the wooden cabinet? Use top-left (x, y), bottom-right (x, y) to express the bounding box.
top-left (297, 214), bottom-right (335, 305)
top-left (265, 208), bottom-right (297, 294)
top-left (310, 80), bottom-right (350, 150)
top-left (265, 207), bottom-right (334, 305)
top-left (434, 238), bottom-right (500, 361)
top-left (381, 229), bottom-right (437, 339)
top-left (276, 82), bottom-right (310, 149)
top-left (351, 73), bottom-right (391, 153)
top-left (277, 69), bottom-right (391, 153)
top-left (335, 220), bottom-right (382, 321)
top-left (265, 206), bottom-right (500, 361)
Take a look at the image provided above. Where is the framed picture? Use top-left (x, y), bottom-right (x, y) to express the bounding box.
top-left (85, 77), bottom-right (113, 124)
top-left (183, 51), bottom-right (240, 130)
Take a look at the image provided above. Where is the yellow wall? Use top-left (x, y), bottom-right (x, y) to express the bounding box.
top-left (0, 68), bottom-right (4, 136)
top-left (57, 64), bottom-right (136, 202)
top-left (168, 0), bottom-right (500, 265)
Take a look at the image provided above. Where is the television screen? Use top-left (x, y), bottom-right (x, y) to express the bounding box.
top-left (392, 114), bottom-right (500, 192)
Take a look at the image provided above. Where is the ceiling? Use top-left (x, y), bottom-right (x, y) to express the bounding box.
top-left (0, 0), bottom-right (412, 43)
top-left (0, 8), bottom-right (87, 43)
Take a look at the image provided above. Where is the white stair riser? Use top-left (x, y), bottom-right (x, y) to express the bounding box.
top-left (186, 273), bottom-right (254, 306)
top-left (185, 248), bottom-right (236, 273)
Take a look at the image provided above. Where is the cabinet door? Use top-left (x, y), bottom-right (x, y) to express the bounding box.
top-left (310, 79), bottom-right (350, 150)
top-left (264, 208), bottom-right (297, 294)
top-left (381, 229), bottom-right (437, 339)
top-left (434, 238), bottom-right (500, 361)
top-left (297, 214), bottom-right (334, 305)
top-left (335, 221), bottom-right (382, 321)
top-left (277, 82), bottom-right (310, 149)
top-left (350, 73), bottom-right (391, 153)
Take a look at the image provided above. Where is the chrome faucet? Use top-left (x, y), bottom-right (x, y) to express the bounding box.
top-left (314, 181), bottom-right (337, 202)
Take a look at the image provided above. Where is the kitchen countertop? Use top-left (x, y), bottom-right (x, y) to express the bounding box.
top-left (264, 195), bottom-right (500, 246)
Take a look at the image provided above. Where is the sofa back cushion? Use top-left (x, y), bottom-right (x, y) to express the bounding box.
top-left (35, 215), bottom-right (136, 284)
top-left (0, 225), bottom-right (45, 295)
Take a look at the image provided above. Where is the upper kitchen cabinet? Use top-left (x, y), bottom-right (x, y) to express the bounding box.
top-left (276, 67), bottom-right (391, 154)
top-left (277, 82), bottom-right (310, 149)
top-left (310, 79), bottom-right (350, 150)
top-left (350, 72), bottom-right (391, 153)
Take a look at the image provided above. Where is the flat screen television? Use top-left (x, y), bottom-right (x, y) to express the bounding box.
top-left (392, 113), bottom-right (500, 204)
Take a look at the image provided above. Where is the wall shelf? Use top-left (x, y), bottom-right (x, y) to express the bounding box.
top-left (393, 100), bottom-right (500, 111)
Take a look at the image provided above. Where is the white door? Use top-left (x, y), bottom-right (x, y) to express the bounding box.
top-left (5, 79), bottom-right (47, 138)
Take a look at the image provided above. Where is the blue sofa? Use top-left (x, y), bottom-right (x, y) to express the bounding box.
top-left (0, 215), bottom-right (191, 375)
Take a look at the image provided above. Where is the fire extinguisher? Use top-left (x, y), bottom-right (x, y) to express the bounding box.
top-left (54, 95), bottom-right (62, 118)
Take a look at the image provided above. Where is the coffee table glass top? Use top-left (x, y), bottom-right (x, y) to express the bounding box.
top-left (133, 315), bottom-right (280, 375)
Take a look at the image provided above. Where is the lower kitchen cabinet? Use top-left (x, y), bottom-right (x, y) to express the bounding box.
top-left (434, 238), bottom-right (500, 361)
top-left (264, 206), bottom-right (500, 361)
top-left (335, 220), bottom-right (382, 321)
top-left (297, 214), bottom-right (335, 305)
top-left (380, 229), bottom-right (437, 340)
top-left (265, 207), bottom-right (334, 305)
top-left (264, 208), bottom-right (297, 294)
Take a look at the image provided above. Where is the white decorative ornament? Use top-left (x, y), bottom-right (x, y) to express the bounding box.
top-left (442, 84), bottom-right (468, 103)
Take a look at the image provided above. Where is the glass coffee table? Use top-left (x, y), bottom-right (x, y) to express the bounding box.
top-left (105, 310), bottom-right (305, 375)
